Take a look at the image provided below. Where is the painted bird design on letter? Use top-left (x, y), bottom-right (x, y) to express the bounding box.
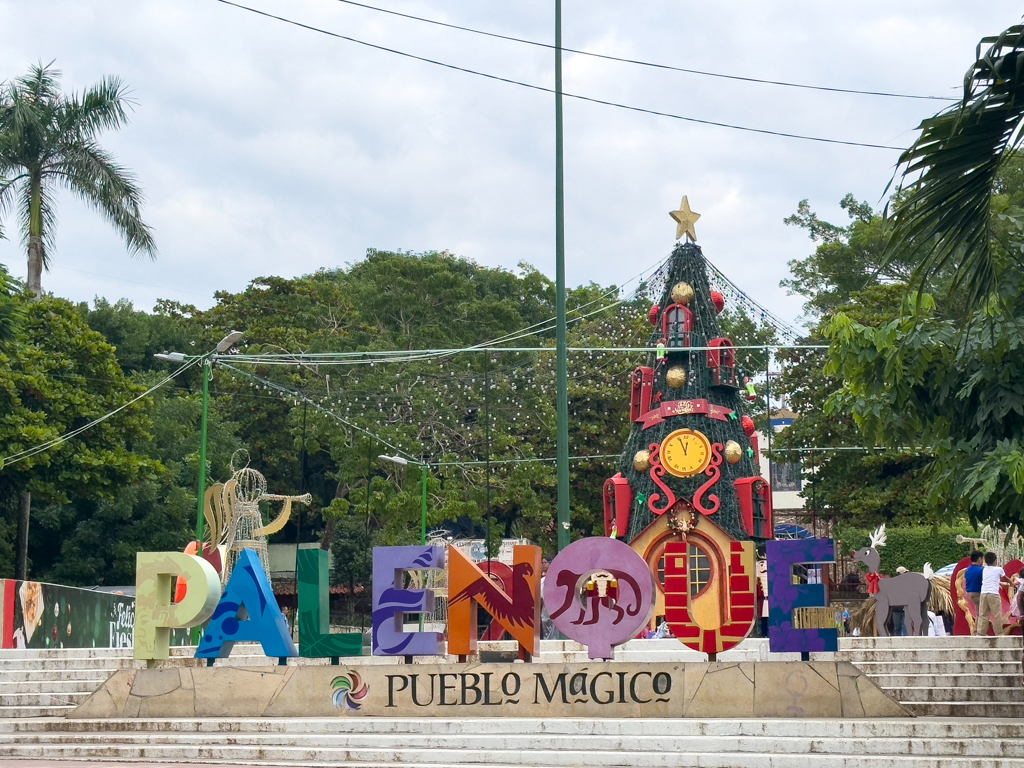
top-left (448, 562), bottom-right (536, 628)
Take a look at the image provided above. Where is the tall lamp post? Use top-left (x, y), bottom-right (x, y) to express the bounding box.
top-left (378, 455), bottom-right (428, 546)
top-left (155, 330), bottom-right (244, 557)
top-left (379, 454), bottom-right (429, 632)
top-left (553, 0), bottom-right (570, 551)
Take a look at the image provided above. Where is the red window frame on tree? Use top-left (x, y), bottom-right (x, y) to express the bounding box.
top-left (603, 474), bottom-right (632, 538)
top-left (629, 366), bottom-right (655, 421)
top-left (734, 477), bottom-right (773, 539)
top-left (707, 337), bottom-right (738, 387)
top-left (662, 304), bottom-right (693, 348)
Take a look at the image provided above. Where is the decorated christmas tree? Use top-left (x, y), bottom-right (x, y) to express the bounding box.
top-left (603, 198), bottom-right (772, 550)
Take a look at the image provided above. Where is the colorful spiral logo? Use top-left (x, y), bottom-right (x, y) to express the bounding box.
top-left (331, 672), bottom-right (369, 711)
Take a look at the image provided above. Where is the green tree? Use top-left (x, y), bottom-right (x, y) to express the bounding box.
top-left (0, 294), bottom-right (158, 578)
top-left (35, 376), bottom-right (241, 585)
top-left (884, 23), bottom-right (1024, 311)
top-left (0, 62), bottom-right (155, 295)
top-left (774, 198), bottom-right (941, 527)
top-left (781, 194), bottom-right (897, 318)
top-left (0, 263), bottom-right (19, 347)
top-left (820, 24), bottom-right (1024, 531)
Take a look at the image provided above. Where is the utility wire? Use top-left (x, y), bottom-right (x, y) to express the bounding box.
top-left (0, 358), bottom-right (201, 468)
top-left (327, 0), bottom-right (956, 102)
top-left (213, 0), bottom-right (904, 151)
top-left (223, 343), bottom-right (830, 366)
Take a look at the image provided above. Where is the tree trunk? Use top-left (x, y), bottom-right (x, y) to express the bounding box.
top-left (16, 490), bottom-right (30, 579)
top-left (26, 236), bottom-right (43, 296)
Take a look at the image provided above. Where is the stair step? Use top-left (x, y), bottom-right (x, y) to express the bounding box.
top-left (0, 692), bottom-right (88, 706)
top-left (0, 735), bottom-right (1021, 766)
top-left (3, 731), bottom-right (1024, 756)
top-left (902, 701), bottom-right (1024, 717)
top-left (0, 669), bottom-right (111, 683)
top-left (882, 685), bottom-right (1024, 703)
top-left (0, 681), bottom-right (100, 694)
top-left (7, 717), bottom-right (1024, 737)
top-left (0, 706), bottom-right (76, 717)
top-left (852, 661), bottom-right (1021, 674)
top-left (870, 673), bottom-right (1021, 687)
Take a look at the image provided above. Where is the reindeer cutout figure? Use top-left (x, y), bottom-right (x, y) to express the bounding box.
top-left (852, 524), bottom-right (932, 636)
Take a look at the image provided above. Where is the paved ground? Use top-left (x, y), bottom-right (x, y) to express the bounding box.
top-left (0, 763), bottom-right (278, 767)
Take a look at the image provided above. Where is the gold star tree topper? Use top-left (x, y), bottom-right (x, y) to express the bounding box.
top-left (670, 196), bottom-right (701, 242)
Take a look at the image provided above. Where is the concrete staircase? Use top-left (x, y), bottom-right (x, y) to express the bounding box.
top-left (0, 645), bottom-right (280, 718)
top-left (1, 636), bottom-right (1019, 719)
top-left (0, 715), bottom-right (1023, 766)
top-left (830, 635), bottom-right (1024, 717)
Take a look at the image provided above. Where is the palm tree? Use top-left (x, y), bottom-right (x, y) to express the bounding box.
top-left (0, 62), bottom-right (156, 296)
top-left (885, 23), bottom-right (1024, 310)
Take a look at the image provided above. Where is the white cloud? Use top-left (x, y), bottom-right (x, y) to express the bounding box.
top-left (0, 0), bottom-right (1018, 326)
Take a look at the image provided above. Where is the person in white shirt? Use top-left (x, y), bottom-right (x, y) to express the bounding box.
top-left (977, 551), bottom-right (1009, 636)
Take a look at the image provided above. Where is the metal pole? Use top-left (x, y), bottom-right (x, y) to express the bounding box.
top-left (485, 355), bottom-right (492, 573)
top-left (764, 353), bottom-right (772, 482)
top-left (554, 0), bottom-right (570, 551)
top-left (196, 359), bottom-right (211, 552)
top-left (297, 402), bottom-right (307, 562)
top-left (420, 463), bottom-right (428, 547)
top-left (420, 461), bottom-right (428, 633)
top-left (193, 358), bottom-right (211, 647)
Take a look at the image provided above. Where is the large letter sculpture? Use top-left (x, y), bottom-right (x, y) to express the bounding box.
top-left (543, 537), bottom-right (655, 660)
top-left (766, 538), bottom-right (837, 653)
top-left (448, 544), bottom-right (542, 658)
top-left (663, 539), bottom-right (756, 656)
top-left (197, 548), bottom-right (297, 659)
top-left (372, 546), bottom-right (446, 656)
top-left (297, 548), bottom-right (362, 657)
top-left (135, 552), bottom-right (220, 660)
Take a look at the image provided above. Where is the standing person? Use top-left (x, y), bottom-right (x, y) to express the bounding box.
top-left (977, 551), bottom-right (1008, 636)
top-left (1013, 568), bottom-right (1024, 685)
top-left (964, 551), bottom-right (985, 625)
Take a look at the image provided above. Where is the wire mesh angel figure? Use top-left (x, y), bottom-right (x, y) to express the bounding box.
top-left (204, 450), bottom-right (311, 586)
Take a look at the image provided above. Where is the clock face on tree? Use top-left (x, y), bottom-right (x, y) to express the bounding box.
top-left (660, 429), bottom-right (712, 478)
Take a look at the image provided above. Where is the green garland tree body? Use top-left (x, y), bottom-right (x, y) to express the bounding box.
top-left (618, 243), bottom-right (762, 544)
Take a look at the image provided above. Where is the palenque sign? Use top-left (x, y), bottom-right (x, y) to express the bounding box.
top-left (134, 536), bottom-right (835, 663)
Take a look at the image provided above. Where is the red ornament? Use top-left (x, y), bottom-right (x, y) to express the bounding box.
top-left (648, 304), bottom-right (660, 325)
top-left (741, 415), bottom-right (755, 437)
top-left (711, 291), bottom-right (725, 314)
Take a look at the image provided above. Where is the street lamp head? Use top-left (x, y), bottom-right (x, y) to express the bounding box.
top-left (378, 454), bottom-right (409, 466)
top-left (154, 352), bottom-right (187, 362)
top-left (216, 330), bottom-right (245, 353)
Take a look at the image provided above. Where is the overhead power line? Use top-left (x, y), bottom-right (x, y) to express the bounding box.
top-left (0, 357), bottom-right (200, 468)
top-left (221, 343), bottom-right (830, 367)
top-left (327, 0), bottom-right (956, 102)
top-left (213, 0), bottom-right (905, 151)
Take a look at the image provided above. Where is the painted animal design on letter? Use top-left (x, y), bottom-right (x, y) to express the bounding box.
top-left (548, 567), bottom-right (644, 626)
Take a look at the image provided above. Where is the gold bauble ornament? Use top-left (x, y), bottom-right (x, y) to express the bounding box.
top-left (666, 366), bottom-right (687, 388)
top-left (633, 449), bottom-right (652, 472)
top-left (671, 281), bottom-right (695, 305)
top-left (724, 441), bottom-right (743, 464)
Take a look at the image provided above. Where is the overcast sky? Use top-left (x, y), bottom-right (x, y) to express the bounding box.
top-left (0, 1), bottom-right (1019, 327)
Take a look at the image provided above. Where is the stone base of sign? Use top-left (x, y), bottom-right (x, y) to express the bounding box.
top-left (72, 661), bottom-right (909, 719)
